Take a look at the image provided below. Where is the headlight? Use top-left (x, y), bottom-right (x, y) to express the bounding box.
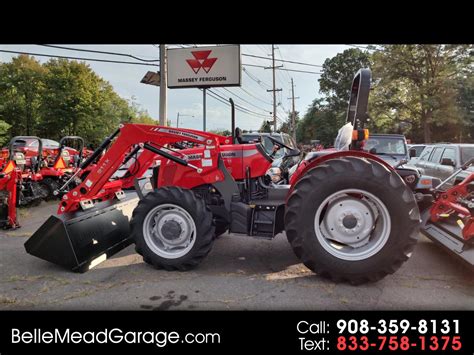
top-left (404, 174), bottom-right (416, 184)
top-left (266, 167), bottom-right (283, 184)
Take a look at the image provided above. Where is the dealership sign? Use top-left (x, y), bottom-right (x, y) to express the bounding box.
top-left (167, 45), bottom-right (241, 88)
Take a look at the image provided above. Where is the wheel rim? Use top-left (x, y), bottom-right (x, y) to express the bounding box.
top-left (143, 203), bottom-right (197, 259)
top-left (314, 189), bottom-right (391, 261)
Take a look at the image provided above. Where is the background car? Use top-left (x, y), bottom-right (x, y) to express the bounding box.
top-left (410, 143), bottom-right (474, 186)
top-left (363, 133), bottom-right (410, 166)
top-left (407, 143), bottom-right (429, 163)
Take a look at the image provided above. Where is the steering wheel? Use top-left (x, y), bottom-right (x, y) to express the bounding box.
top-left (266, 135), bottom-right (301, 157)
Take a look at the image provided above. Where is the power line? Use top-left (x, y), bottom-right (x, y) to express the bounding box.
top-left (207, 89), bottom-right (270, 119)
top-left (242, 53), bottom-right (323, 68)
top-left (0, 49), bottom-right (160, 67)
top-left (221, 87), bottom-right (270, 112)
top-left (345, 44), bottom-right (379, 52)
top-left (206, 91), bottom-right (271, 120)
top-left (242, 67), bottom-right (272, 89)
top-left (39, 44), bottom-right (160, 62)
top-left (243, 63), bottom-right (322, 75)
top-left (239, 86), bottom-right (272, 105)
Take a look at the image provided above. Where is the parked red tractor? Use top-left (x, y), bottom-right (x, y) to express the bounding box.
top-left (0, 136), bottom-right (48, 228)
top-left (25, 69), bottom-right (420, 284)
top-left (38, 136), bottom-right (87, 200)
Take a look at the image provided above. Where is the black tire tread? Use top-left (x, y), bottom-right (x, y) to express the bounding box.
top-left (285, 157), bottom-right (419, 285)
top-left (131, 186), bottom-right (215, 271)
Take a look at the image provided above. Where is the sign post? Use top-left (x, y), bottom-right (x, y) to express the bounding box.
top-left (203, 88), bottom-right (207, 131)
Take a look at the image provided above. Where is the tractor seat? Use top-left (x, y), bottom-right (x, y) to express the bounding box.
top-left (235, 127), bottom-right (249, 144)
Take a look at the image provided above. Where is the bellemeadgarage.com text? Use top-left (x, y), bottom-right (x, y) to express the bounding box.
top-left (11, 328), bottom-right (221, 348)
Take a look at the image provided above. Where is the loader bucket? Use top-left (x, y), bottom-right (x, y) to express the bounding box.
top-left (420, 209), bottom-right (474, 267)
top-left (24, 192), bottom-right (140, 272)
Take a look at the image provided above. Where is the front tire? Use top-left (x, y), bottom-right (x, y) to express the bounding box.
top-left (131, 187), bottom-right (215, 271)
top-left (285, 157), bottom-right (420, 284)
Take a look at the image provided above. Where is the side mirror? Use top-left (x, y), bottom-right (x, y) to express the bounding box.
top-left (409, 148), bottom-right (416, 158)
top-left (441, 158), bottom-right (456, 167)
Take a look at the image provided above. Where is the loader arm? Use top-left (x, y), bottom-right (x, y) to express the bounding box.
top-left (58, 124), bottom-right (225, 214)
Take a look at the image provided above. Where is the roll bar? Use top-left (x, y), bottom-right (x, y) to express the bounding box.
top-left (8, 136), bottom-right (43, 173)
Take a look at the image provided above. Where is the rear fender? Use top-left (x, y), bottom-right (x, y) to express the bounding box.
top-left (289, 151), bottom-right (394, 194)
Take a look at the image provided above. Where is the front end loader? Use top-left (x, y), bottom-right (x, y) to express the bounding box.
top-left (25, 69), bottom-right (420, 284)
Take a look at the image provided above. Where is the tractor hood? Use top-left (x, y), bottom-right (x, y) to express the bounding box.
top-left (375, 154), bottom-right (408, 167)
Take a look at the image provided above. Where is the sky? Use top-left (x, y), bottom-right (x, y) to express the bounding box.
top-left (0, 44), bottom-right (351, 132)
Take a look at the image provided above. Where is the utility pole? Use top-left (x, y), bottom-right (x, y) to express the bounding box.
top-left (159, 44), bottom-right (167, 126)
top-left (176, 113), bottom-right (194, 128)
top-left (265, 44), bottom-right (282, 132)
top-left (203, 88), bottom-right (207, 131)
top-left (288, 78), bottom-right (300, 142)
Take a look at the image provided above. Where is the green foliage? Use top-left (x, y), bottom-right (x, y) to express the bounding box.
top-left (0, 55), bottom-right (153, 146)
top-left (297, 48), bottom-right (370, 145)
top-left (209, 129), bottom-right (231, 136)
top-left (259, 120), bottom-right (272, 133)
top-left (0, 120), bottom-right (11, 146)
top-left (279, 111), bottom-right (299, 135)
top-left (296, 99), bottom-right (343, 146)
top-left (370, 45), bottom-right (473, 143)
top-left (319, 48), bottom-right (371, 112)
top-left (298, 45), bottom-right (473, 145)
top-left (0, 55), bottom-right (46, 136)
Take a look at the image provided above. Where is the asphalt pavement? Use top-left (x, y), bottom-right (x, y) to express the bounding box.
top-left (0, 201), bottom-right (473, 310)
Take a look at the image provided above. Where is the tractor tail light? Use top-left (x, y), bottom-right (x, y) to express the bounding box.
top-left (352, 129), bottom-right (369, 141)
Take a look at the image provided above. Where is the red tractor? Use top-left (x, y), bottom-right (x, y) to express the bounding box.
top-left (38, 136), bottom-right (87, 200)
top-left (0, 136), bottom-right (48, 228)
top-left (0, 160), bottom-right (20, 229)
top-left (25, 69), bottom-right (420, 284)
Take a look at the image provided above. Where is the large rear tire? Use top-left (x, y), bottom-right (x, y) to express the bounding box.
top-left (285, 157), bottom-right (420, 284)
top-left (131, 187), bottom-right (215, 271)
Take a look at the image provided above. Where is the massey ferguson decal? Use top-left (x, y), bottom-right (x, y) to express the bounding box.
top-left (179, 50), bottom-right (224, 84)
top-left (150, 127), bottom-right (206, 142)
top-left (186, 50), bottom-right (217, 74)
top-left (167, 45), bottom-right (241, 89)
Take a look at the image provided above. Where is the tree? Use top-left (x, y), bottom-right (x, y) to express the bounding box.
top-left (127, 97), bottom-right (156, 125)
top-left (371, 45), bottom-right (473, 142)
top-left (296, 48), bottom-right (371, 145)
top-left (39, 59), bottom-right (131, 145)
top-left (0, 55), bottom-right (46, 136)
top-left (259, 120), bottom-right (272, 133)
top-left (0, 120), bottom-right (11, 146)
top-left (209, 129), bottom-right (231, 136)
top-left (296, 99), bottom-right (341, 146)
top-left (279, 111), bottom-right (300, 135)
top-left (319, 48), bottom-right (371, 112)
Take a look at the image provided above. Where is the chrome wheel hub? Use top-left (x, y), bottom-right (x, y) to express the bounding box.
top-left (143, 204), bottom-right (196, 259)
top-left (314, 189), bottom-right (391, 261)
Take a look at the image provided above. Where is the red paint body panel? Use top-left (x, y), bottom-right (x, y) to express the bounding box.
top-left (157, 143), bottom-right (272, 187)
top-left (0, 164), bottom-right (20, 228)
